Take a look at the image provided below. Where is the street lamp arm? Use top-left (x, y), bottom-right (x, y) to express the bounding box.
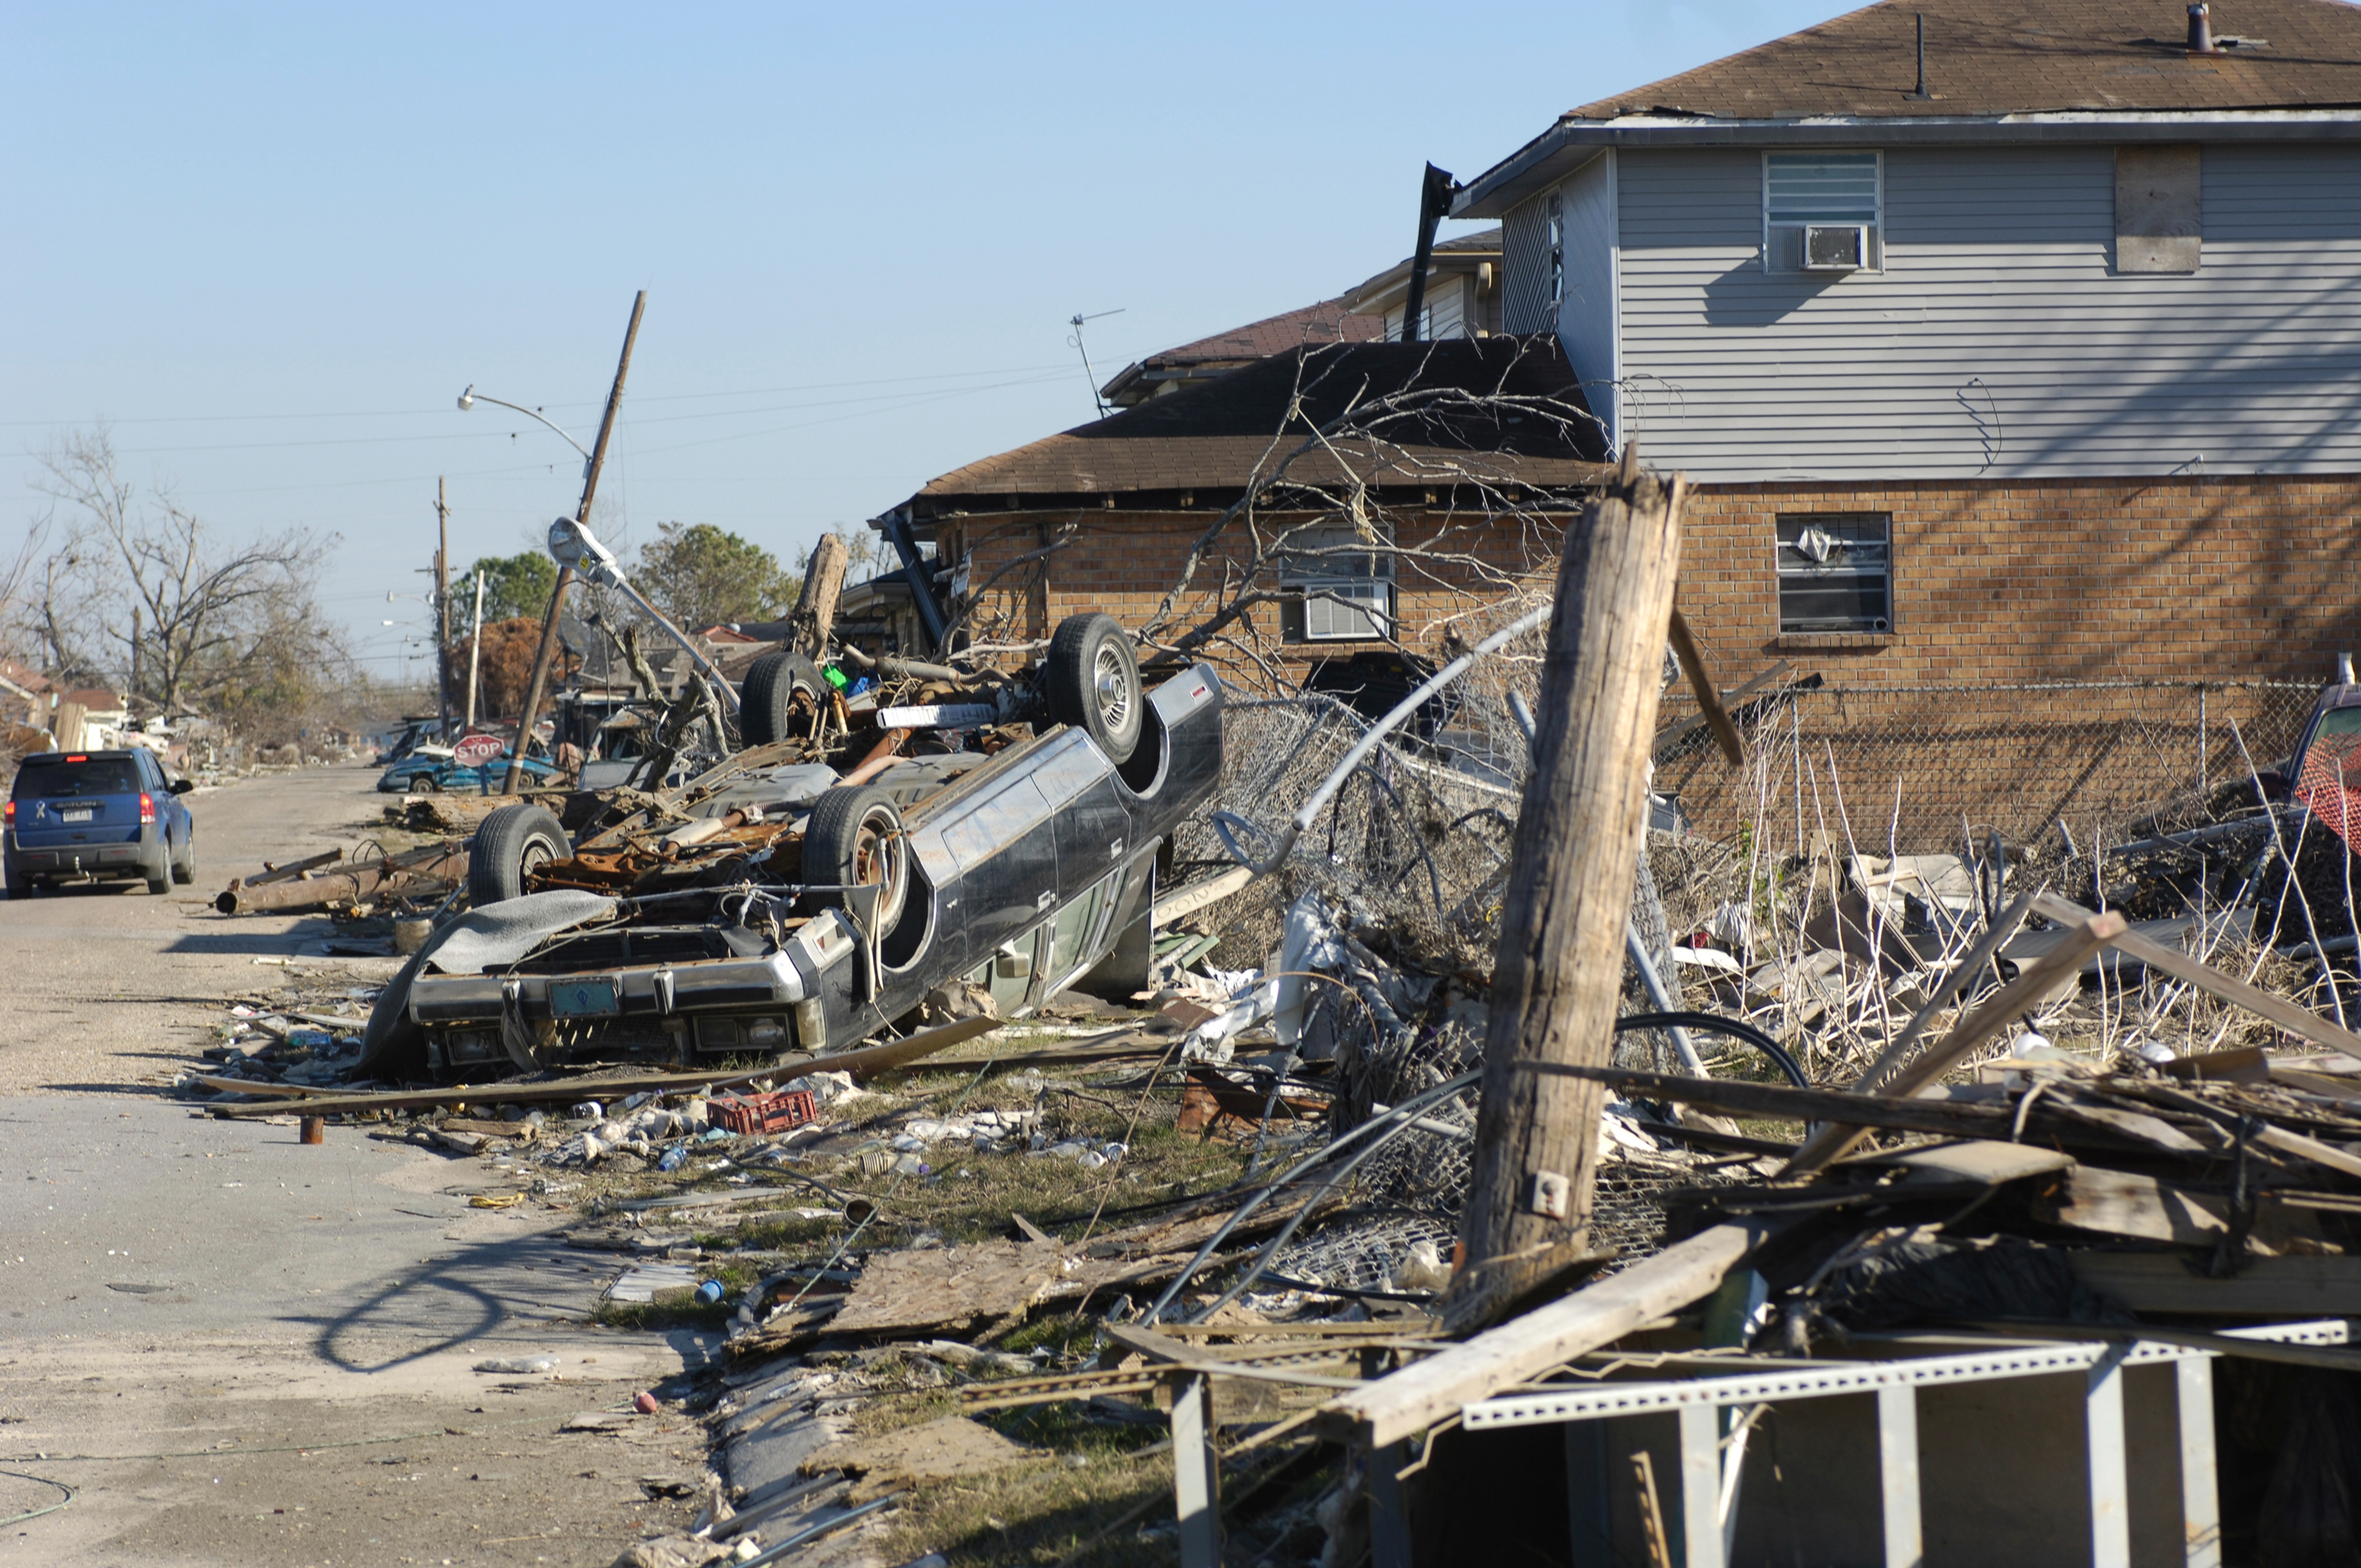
top-left (456, 386), bottom-right (593, 461)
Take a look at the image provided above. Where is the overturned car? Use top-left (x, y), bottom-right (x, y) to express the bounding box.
top-left (372, 614), bottom-right (1224, 1081)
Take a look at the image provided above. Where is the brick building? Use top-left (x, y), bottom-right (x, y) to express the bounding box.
top-left (881, 339), bottom-right (1608, 693)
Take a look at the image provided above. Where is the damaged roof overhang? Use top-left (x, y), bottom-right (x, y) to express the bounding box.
top-left (1453, 109), bottom-right (2361, 218)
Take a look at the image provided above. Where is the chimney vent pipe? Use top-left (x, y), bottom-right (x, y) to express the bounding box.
top-left (2188, 3), bottom-right (2215, 53)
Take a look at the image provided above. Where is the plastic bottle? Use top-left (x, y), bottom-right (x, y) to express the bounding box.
top-left (657, 1144), bottom-right (686, 1172)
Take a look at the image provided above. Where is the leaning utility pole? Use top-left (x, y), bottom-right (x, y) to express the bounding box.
top-left (434, 477), bottom-right (452, 740)
top-left (1449, 443), bottom-right (1688, 1330)
top-left (465, 571), bottom-right (485, 731)
top-left (503, 290), bottom-right (647, 793)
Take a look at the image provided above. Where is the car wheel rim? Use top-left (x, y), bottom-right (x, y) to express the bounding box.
top-left (1092, 644), bottom-right (1131, 733)
top-left (851, 811), bottom-right (904, 907)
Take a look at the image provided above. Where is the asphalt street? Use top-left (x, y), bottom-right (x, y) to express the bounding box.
top-left (0, 765), bottom-right (714, 1567)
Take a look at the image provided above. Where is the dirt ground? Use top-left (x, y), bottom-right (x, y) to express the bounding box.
top-left (0, 764), bottom-right (716, 1567)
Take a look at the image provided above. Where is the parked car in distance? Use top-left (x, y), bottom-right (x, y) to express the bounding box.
top-left (5, 749), bottom-right (197, 898)
top-left (377, 751), bottom-right (562, 794)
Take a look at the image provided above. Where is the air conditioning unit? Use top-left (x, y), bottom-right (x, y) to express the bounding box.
top-left (1803, 224), bottom-right (1869, 271)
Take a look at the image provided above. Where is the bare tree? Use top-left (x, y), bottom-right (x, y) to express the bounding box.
top-left (31, 427), bottom-right (351, 718)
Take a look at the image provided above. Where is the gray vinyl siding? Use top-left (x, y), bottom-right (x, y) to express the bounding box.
top-left (1612, 144), bottom-right (2361, 480)
top-left (1556, 151), bottom-right (1619, 449)
top-left (1500, 197), bottom-right (1552, 334)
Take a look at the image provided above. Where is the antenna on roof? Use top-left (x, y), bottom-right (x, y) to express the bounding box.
top-left (1069, 309), bottom-right (1126, 419)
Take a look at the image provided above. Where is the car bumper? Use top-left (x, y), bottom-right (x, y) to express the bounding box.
top-left (7, 833), bottom-right (158, 876)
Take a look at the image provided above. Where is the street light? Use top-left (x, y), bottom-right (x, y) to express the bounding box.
top-left (546, 515), bottom-right (740, 711)
top-left (457, 384), bottom-right (593, 472)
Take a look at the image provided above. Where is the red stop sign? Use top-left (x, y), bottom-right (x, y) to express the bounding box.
top-left (453, 732), bottom-right (505, 765)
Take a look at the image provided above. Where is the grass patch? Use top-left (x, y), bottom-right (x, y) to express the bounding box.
top-left (587, 1257), bottom-right (761, 1332)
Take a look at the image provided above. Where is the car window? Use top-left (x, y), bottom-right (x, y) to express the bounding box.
top-left (12, 757), bottom-right (141, 798)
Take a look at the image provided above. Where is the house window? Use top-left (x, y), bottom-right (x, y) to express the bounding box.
top-left (1764, 151), bottom-right (1882, 273)
top-left (1280, 527), bottom-right (1395, 642)
top-left (1546, 196), bottom-right (1564, 308)
top-left (1776, 514), bottom-right (1890, 632)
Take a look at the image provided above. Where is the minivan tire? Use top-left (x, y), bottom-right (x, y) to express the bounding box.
top-left (742, 650), bottom-right (827, 748)
top-left (145, 851), bottom-right (170, 896)
top-left (4, 863), bottom-right (27, 900)
top-left (467, 803), bottom-right (569, 907)
top-left (800, 784), bottom-right (908, 932)
top-left (1046, 613), bottom-right (1143, 765)
top-left (171, 830), bottom-right (195, 885)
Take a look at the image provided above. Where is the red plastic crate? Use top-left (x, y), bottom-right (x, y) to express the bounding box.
top-left (708, 1087), bottom-right (818, 1136)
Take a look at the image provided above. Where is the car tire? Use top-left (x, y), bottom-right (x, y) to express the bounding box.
top-left (467, 803), bottom-right (569, 907)
top-left (171, 827), bottom-right (195, 885)
top-left (409, 775), bottom-right (440, 794)
top-left (742, 650), bottom-right (827, 748)
top-left (145, 853), bottom-right (170, 896)
top-left (3, 863), bottom-right (27, 900)
top-left (1046, 612), bottom-right (1143, 765)
top-left (799, 784), bottom-right (908, 933)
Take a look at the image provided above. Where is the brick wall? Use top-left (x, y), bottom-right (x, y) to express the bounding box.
top-left (933, 473), bottom-right (2361, 692)
top-left (936, 509), bottom-right (1563, 689)
top-left (1682, 475), bottom-right (2361, 687)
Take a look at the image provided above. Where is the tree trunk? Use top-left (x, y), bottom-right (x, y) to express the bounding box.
top-left (1449, 445), bottom-right (1687, 1331)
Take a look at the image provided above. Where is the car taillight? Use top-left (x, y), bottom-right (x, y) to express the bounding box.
top-left (2, 801), bottom-right (12, 824)
top-left (139, 793), bottom-right (156, 825)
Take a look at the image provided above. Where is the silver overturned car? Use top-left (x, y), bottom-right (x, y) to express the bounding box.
top-left (381, 615), bottom-right (1224, 1080)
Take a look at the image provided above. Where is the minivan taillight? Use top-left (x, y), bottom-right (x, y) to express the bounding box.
top-left (139, 793), bottom-right (156, 825)
top-left (2, 801), bottom-right (12, 825)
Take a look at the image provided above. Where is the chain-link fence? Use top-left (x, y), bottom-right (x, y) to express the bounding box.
top-left (1653, 679), bottom-right (2321, 860)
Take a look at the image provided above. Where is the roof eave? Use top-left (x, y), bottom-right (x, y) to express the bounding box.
top-left (1453, 108), bottom-right (2361, 217)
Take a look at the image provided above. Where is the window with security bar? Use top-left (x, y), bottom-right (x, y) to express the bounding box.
top-left (1776, 513), bottom-right (1891, 633)
top-left (1279, 527), bottom-right (1395, 642)
top-left (1765, 150), bottom-right (1882, 273)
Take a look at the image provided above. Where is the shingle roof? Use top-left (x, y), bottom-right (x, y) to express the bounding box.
top-left (1098, 297), bottom-right (1384, 405)
top-left (910, 339), bottom-right (1610, 523)
top-left (1568, 0), bottom-right (2361, 121)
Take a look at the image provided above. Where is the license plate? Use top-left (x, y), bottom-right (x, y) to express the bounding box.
top-left (61, 808), bottom-right (92, 823)
top-left (548, 978), bottom-right (620, 1017)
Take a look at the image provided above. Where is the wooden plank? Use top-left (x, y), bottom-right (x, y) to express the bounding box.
top-left (2032, 890), bottom-right (2361, 1064)
top-left (1666, 606), bottom-right (1744, 767)
top-left (1318, 1219), bottom-right (1780, 1450)
top-left (1785, 908), bottom-right (2126, 1173)
top-left (1154, 865), bottom-right (1254, 927)
top-left (1519, 1063), bottom-right (2027, 1141)
top-left (2066, 1251), bottom-right (2361, 1318)
top-left (2033, 1168), bottom-right (2233, 1246)
top-left (827, 1240), bottom-right (1062, 1337)
top-left (1854, 1139), bottom-right (2075, 1186)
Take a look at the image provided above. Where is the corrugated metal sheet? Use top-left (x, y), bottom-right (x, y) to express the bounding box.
top-left (1610, 144), bottom-right (2361, 479)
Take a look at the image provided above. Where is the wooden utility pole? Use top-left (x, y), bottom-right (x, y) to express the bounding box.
top-left (434, 477), bottom-right (452, 740)
top-left (503, 290), bottom-right (647, 793)
top-left (791, 532), bottom-right (850, 659)
top-left (1449, 444), bottom-right (1688, 1330)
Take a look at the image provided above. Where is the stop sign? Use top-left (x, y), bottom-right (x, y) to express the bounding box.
top-left (453, 732), bottom-right (505, 765)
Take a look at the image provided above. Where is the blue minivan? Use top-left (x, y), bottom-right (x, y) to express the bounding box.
top-left (4, 749), bottom-right (196, 898)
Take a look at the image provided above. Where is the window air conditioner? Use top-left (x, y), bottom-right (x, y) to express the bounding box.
top-left (1803, 224), bottom-right (1868, 271)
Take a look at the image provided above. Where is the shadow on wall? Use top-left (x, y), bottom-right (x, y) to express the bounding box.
top-left (1700, 256), bottom-right (1842, 329)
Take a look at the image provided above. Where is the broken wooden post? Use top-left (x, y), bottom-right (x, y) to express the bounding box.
top-left (793, 532), bottom-right (849, 660)
top-left (1450, 443), bottom-right (1688, 1329)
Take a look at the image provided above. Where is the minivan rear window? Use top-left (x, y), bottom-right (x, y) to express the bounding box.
top-left (12, 757), bottom-right (141, 798)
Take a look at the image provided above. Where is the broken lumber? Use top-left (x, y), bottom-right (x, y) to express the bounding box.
top-left (1784, 907), bottom-right (2126, 1173)
top-left (1318, 1218), bottom-right (1781, 1449)
top-left (2032, 890), bottom-right (2361, 1064)
top-left (2065, 1251), bottom-right (2361, 1318)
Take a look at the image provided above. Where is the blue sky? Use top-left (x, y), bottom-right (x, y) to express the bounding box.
top-left (0, 2), bottom-right (1829, 678)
